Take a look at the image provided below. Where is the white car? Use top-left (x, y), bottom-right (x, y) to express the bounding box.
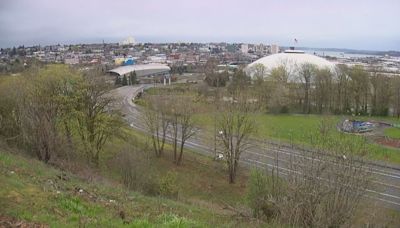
top-left (215, 153), bottom-right (224, 160)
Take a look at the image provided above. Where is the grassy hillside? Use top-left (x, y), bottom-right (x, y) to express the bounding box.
top-left (0, 148), bottom-right (264, 227)
top-left (1, 134), bottom-right (399, 227)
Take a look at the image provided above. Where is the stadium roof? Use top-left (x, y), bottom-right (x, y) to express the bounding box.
top-left (246, 50), bottom-right (336, 80)
top-left (108, 64), bottom-right (170, 77)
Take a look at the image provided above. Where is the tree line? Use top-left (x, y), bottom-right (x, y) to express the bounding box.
top-left (205, 59), bottom-right (400, 116)
top-left (250, 63), bottom-right (400, 116)
top-left (0, 64), bottom-right (122, 166)
top-left (115, 71), bottom-right (138, 86)
top-left (141, 90), bottom-right (197, 166)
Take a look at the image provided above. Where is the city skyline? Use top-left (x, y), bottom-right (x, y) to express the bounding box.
top-left (0, 0), bottom-right (399, 51)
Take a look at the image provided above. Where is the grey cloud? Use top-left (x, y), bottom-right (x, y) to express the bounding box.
top-left (0, 0), bottom-right (399, 50)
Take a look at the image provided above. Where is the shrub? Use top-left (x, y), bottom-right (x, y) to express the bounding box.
top-left (114, 145), bottom-right (159, 196)
top-left (247, 149), bottom-right (370, 227)
top-left (158, 171), bottom-right (179, 199)
top-left (247, 169), bottom-right (283, 219)
top-left (158, 214), bottom-right (201, 227)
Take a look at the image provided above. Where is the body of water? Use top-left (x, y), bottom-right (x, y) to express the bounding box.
top-left (304, 50), bottom-right (380, 58)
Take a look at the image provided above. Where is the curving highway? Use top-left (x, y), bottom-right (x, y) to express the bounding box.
top-left (114, 85), bottom-right (400, 210)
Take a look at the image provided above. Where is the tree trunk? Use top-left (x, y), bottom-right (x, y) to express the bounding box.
top-left (177, 140), bottom-right (185, 165)
top-left (229, 164), bottom-right (236, 184)
top-left (172, 122), bottom-right (178, 164)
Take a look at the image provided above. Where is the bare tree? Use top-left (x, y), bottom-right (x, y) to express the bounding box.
top-left (297, 63), bottom-right (316, 114)
top-left (203, 58), bottom-right (229, 87)
top-left (20, 81), bottom-right (60, 163)
top-left (370, 66), bottom-right (391, 116)
top-left (348, 65), bottom-right (370, 115)
top-left (250, 63), bottom-right (268, 107)
top-left (333, 64), bottom-right (350, 114)
top-left (217, 89), bottom-right (256, 183)
top-left (391, 76), bottom-right (400, 118)
top-left (228, 68), bottom-right (251, 94)
top-left (247, 119), bottom-right (371, 227)
top-left (171, 108), bottom-right (179, 163)
top-left (247, 150), bottom-right (371, 227)
top-left (266, 66), bottom-right (290, 113)
top-left (283, 149), bottom-right (371, 227)
top-left (142, 96), bottom-right (170, 157)
top-left (250, 63), bottom-right (267, 81)
top-left (177, 100), bottom-right (196, 165)
top-left (314, 68), bottom-right (334, 113)
top-left (170, 96), bottom-right (196, 165)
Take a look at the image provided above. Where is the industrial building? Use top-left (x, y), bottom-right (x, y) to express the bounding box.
top-left (108, 64), bottom-right (171, 84)
top-left (270, 44), bottom-right (279, 54)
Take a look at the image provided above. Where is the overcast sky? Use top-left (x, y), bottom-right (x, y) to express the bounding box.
top-left (0, 0), bottom-right (399, 51)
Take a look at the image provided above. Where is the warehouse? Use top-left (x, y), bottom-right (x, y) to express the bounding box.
top-left (108, 64), bottom-right (171, 84)
top-left (108, 64), bottom-right (170, 78)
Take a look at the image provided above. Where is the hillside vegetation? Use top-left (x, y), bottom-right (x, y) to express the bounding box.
top-left (0, 148), bottom-right (264, 227)
top-left (1, 65), bottom-right (400, 227)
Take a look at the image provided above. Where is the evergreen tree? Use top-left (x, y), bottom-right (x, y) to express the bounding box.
top-left (10, 47), bottom-right (17, 57)
top-left (129, 71), bottom-right (137, 85)
top-left (115, 76), bottom-right (121, 85)
top-left (122, 75), bottom-right (128, 86)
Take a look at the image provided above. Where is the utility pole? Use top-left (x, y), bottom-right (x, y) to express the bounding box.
top-left (214, 78), bottom-right (220, 158)
top-left (397, 87), bottom-right (400, 119)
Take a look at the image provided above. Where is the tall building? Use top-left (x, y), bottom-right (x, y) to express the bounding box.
top-left (271, 44), bottom-right (279, 54)
top-left (254, 43), bottom-right (266, 55)
top-left (241, 44), bottom-right (249, 54)
top-left (119, 36), bottom-right (136, 46)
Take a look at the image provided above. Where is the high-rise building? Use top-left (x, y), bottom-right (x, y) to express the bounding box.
top-left (241, 44), bottom-right (249, 54)
top-left (254, 43), bottom-right (266, 55)
top-left (119, 36), bottom-right (136, 46)
top-left (271, 44), bottom-right (279, 54)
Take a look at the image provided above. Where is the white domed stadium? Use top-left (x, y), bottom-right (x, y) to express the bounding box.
top-left (246, 50), bottom-right (336, 81)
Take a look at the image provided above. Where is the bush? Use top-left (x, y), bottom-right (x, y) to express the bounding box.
top-left (247, 169), bottom-right (283, 219)
top-left (114, 145), bottom-right (159, 196)
top-left (158, 171), bottom-right (179, 199)
top-left (204, 72), bottom-right (228, 87)
top-left (279, 106), bottom-right (289, 113)
top-left (247, 149), bottom-right (370, 227)
top-left (157, 214), bottom-right (200, 227)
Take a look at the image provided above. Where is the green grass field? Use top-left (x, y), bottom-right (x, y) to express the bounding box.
top-left (194, 113), bottom-right (400, 164)
top-left (256, 114), bottom-right (400, 164)
top-left (384, 127), bottom-right (400, 139)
